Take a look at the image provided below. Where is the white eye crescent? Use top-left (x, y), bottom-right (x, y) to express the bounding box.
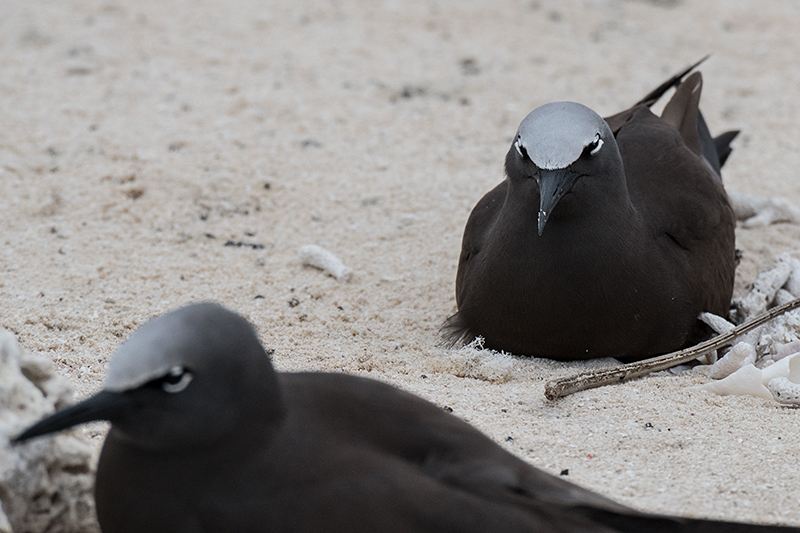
top-left (162, 366), bottom-right (193, 393)
top-left (588, 134), bottom-right (603, 156)
top-left (514, 137), bottom-right (531, 160)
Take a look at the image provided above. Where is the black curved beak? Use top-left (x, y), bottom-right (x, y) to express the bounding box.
top-left (12, 390), bottom-right (128, 443)
top-left (536, 167), bottom-right (581, 235)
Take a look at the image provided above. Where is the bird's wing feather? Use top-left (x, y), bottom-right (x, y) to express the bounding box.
top-left (604, 56), bottom-right (708, 136)
top-left (281, 373), bottom-right (796, 533)
top-left (441, 181), bottom-right (508, 346)
top-left (660, 71), bottom-right (703, 158)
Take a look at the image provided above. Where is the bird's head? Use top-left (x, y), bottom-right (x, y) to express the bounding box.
top-left (13, 302), bottom-right (285, 453)
top-left (505, 102), bottom-right (622, 235)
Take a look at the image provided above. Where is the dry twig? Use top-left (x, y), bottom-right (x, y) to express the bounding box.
top-left (544, 298), bottom-right (800, 400)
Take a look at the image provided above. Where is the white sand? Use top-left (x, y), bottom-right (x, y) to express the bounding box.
top-left (2, 0), bottom-right (800, 526)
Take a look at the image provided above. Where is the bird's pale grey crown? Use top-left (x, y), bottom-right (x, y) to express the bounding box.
top-left (514, 101), bottom-right (611, 170)
top-left (104, 304), bottom-right (211, 392)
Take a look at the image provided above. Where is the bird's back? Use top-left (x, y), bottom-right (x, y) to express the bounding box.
top-left (271, 372), bottom-right (603, 532)
top-left (249, 372), bottom-right (796, 533)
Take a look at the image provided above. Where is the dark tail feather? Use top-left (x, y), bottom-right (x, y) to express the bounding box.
top-left (697, 112), bottom-right (739, 178)
top-left (439, 312), bottom-right (476, 348)
top-left (713, 130), bottom-right (740, 168)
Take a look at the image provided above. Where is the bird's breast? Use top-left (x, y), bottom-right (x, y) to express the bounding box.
top-left (461, 214), bottom-right (686, 359)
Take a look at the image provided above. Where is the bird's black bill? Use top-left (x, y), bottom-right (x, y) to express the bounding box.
top-left (536, 167), bottom-right (580, 235)
top-left (12, 390), bottom-right (128, 443)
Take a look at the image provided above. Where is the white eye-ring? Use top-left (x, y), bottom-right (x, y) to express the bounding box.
top-left (588, 134), bottom-right (603, 156)
top-left (162, 366), bottom-right (194, 393)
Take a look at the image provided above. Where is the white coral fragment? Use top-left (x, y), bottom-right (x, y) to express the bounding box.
top-left (775, 340), bottom-right (800, 361)
top-left (708, 342), bottom-right (756, 379)
top-left (767, 378), bottom-right (800, 405)
top-left (783, 256), bottom-right (800, 297)
top-left (729, 193), bottom-right (800, 228)
top-left (693, 252), bottom-right (800, 405)
top-left (755, 307), bottom-right (800, 357)
top-left (0, 329), bottom-right (98, 532)
top-left (767, 353), bottom-right (800, 404)
top-left (699, 312), bottom-right (735, 335)
top-left (735, 253), bottom-right (793, 321)
top-left (298, 245), bottom-right (353, 282)
top-left (774, 288), bottom-right (797, 306)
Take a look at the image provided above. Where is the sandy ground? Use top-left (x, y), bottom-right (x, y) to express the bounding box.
top-left (2, 0), bottom-right (800, 526)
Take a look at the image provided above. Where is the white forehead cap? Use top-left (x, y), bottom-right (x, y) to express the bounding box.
top-left (516, 101), bottom-right (609, 170)
top-left (103, 304), bottom-right (225, 392)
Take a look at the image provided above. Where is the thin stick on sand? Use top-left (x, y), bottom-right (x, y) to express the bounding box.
top-left (544, 298), bottom-right (800, 400)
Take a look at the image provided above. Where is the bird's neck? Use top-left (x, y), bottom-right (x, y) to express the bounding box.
top-left (500, 176), bottom-right (641, 243)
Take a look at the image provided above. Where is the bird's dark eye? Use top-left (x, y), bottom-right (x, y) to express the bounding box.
top-left (582, 134), bottom-right (603, 157)
top-left (160, 366), bottom-right (193, 393)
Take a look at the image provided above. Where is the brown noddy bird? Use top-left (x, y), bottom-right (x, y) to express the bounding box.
top-left (443, 59), bottom-right (738, 361)
top-left (13, 303), bottom-right (797, 532)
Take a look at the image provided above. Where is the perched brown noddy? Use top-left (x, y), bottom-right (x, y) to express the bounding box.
top-left (443, 59), bottom-right (738, 361)
top-left (13, 303), bottom-right (797, 532)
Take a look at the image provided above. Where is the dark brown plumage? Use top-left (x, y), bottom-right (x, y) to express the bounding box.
top-left (14, 303), bottom-right (796, 532)
top-left (444, 60), bottom-right (738, 361)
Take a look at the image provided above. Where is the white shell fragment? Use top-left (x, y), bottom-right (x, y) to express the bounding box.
top-left (728, 193), bottom-right (800, 228)
top-left (692, 363), bottom-right (773, 400)
top-left (692, 352), bottom-right (800, 402)
top-left (298, 245), bottom-right (353, 282)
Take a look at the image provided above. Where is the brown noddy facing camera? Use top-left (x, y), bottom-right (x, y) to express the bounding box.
top-left (443, 58), bottom-right (738, 361)
top-left (14, 303), bottom-right (796, 532)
